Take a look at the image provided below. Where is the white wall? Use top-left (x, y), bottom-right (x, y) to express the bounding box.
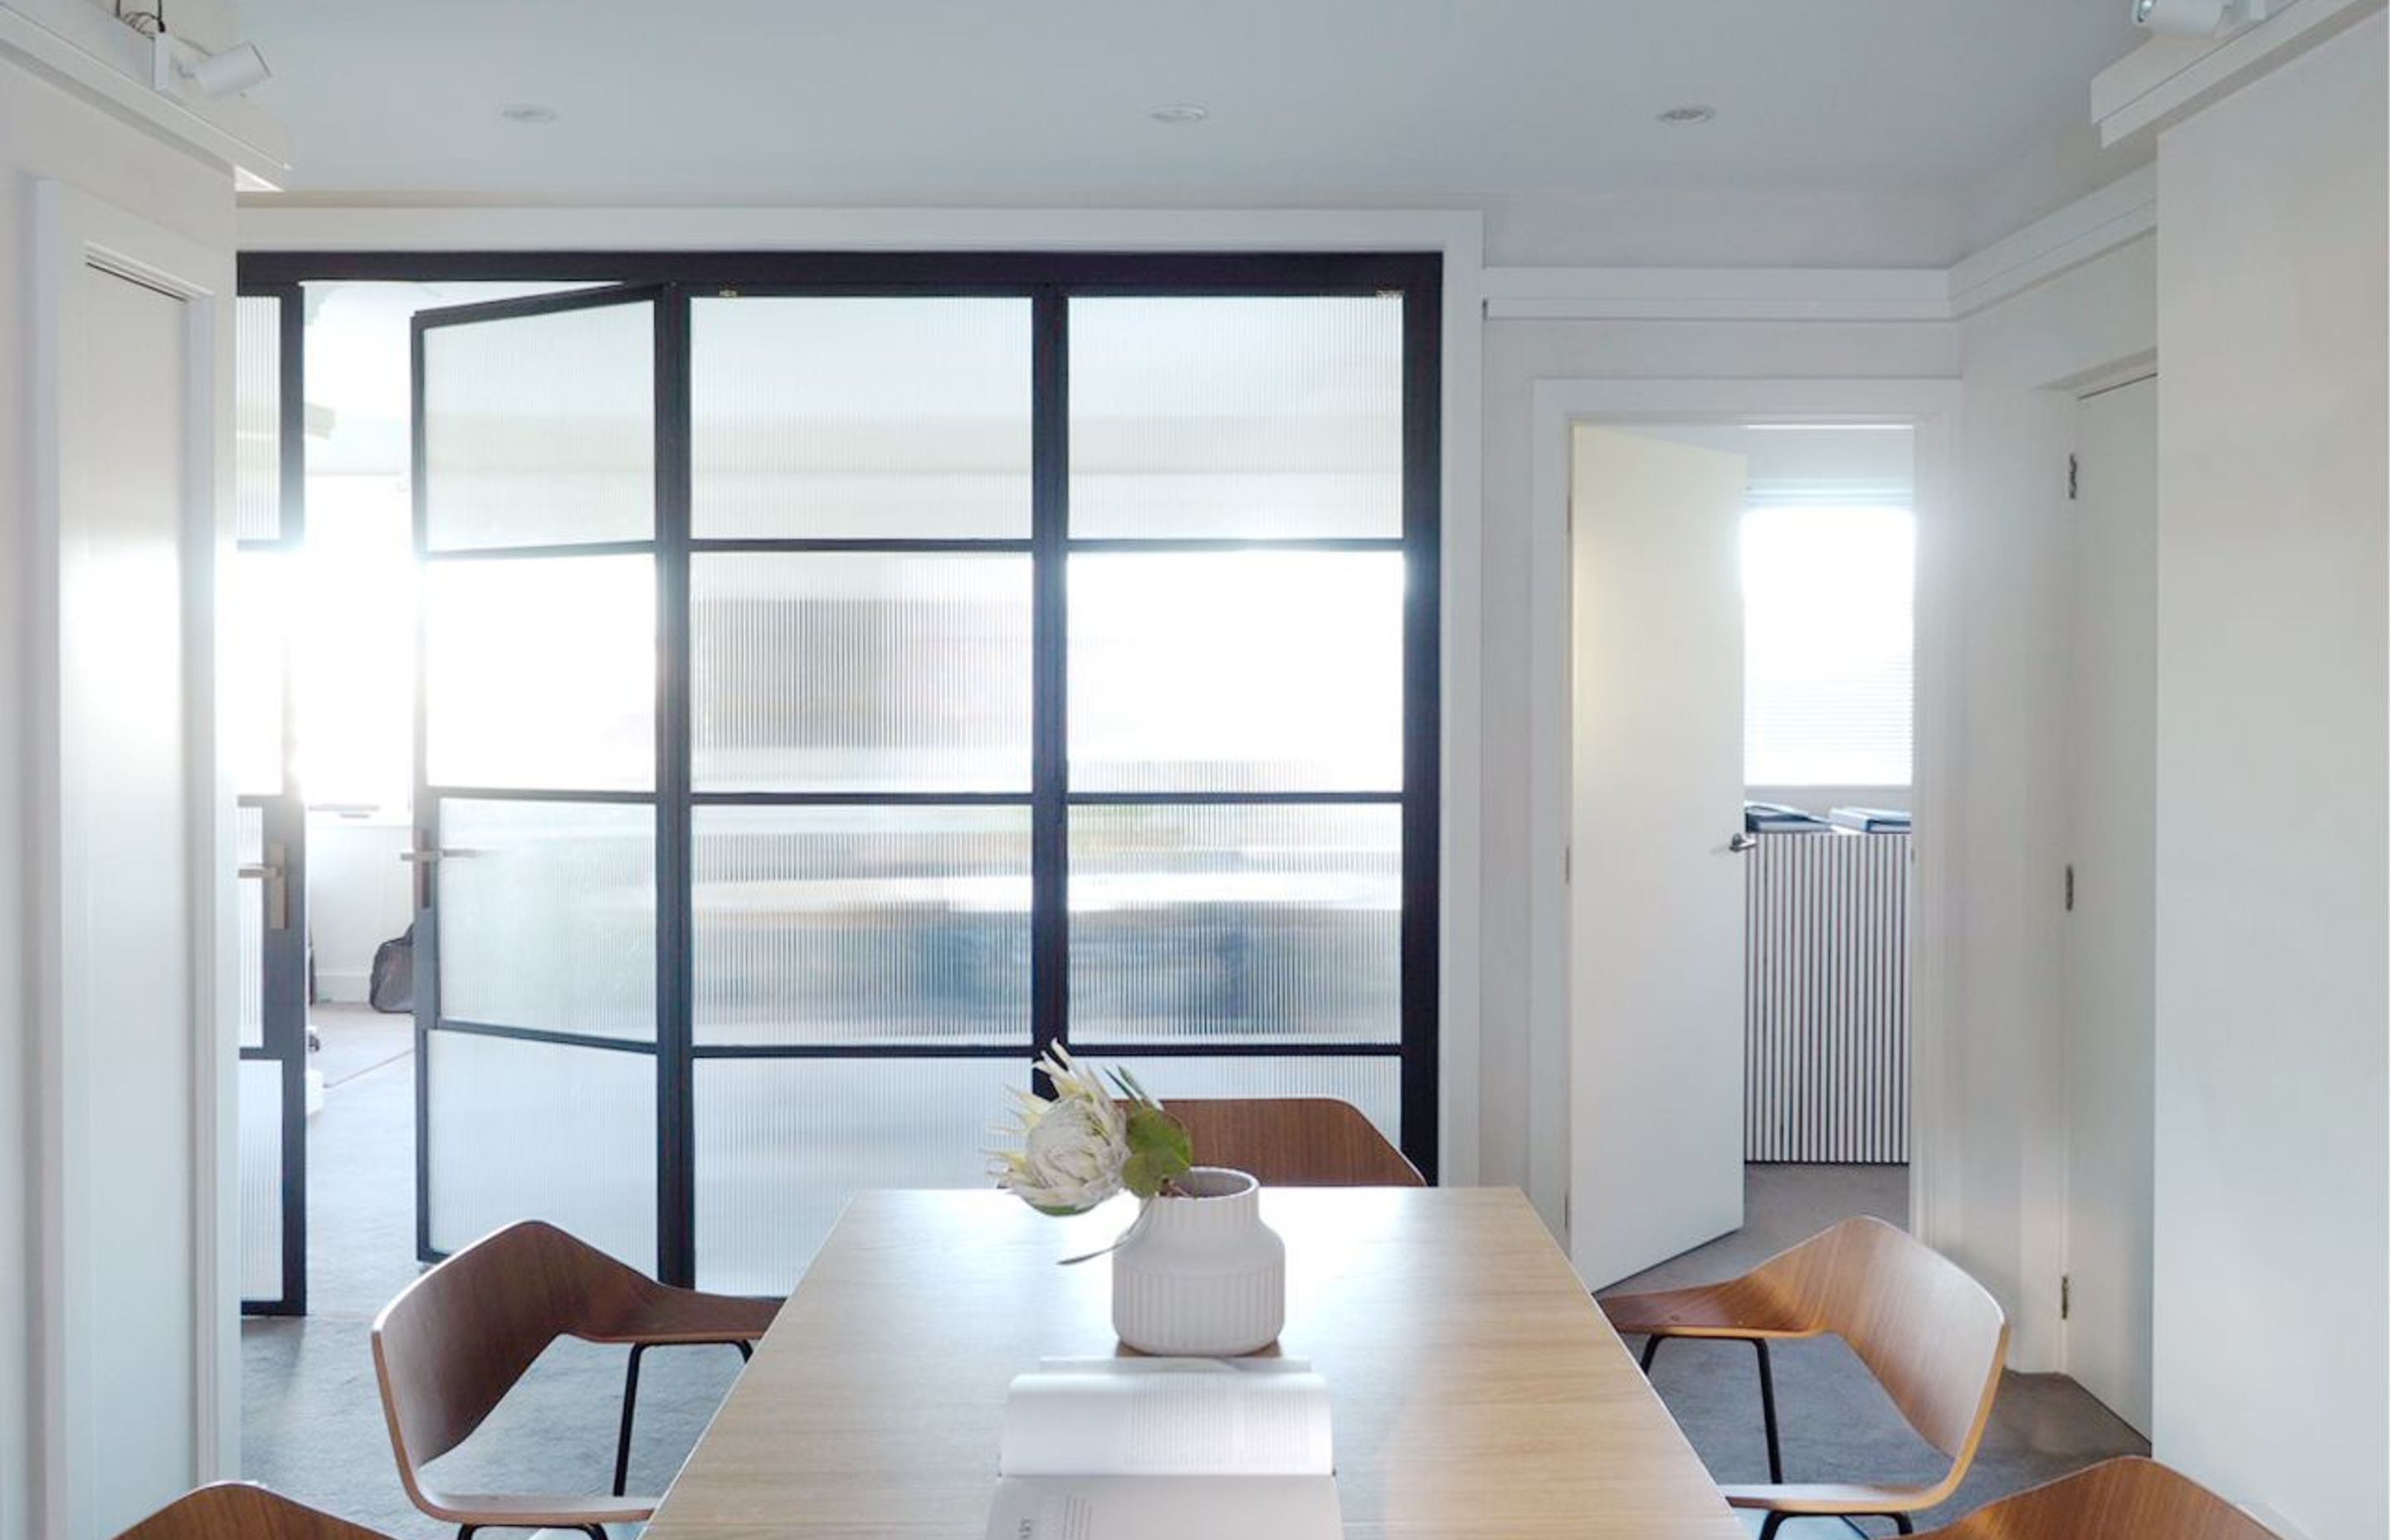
top-left (1945, 236), bottom-right (2158, 1370)
top-left (0, 51), bottom-right (238, 1540)
top-left (2149, 17), bottom-right (2388, 1538)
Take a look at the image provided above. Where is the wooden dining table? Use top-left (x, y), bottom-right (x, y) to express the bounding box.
top-left (642, 1186), bottom-right (1744, 1539)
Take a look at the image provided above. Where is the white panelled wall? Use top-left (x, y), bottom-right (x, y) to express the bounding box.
top-left (2150, 16), bottom-right (2388, 1539)
top-left (0, 45), bottom-right (243, 1540)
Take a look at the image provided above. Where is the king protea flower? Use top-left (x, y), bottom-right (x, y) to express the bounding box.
top-left (989, 1049), bottom-right (1192, 1216)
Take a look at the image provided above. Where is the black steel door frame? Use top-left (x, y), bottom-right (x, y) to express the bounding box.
top-left (237, 281), bottom-right (309, 1316)
top-left (282, 251), bottom-right (1442, 1289)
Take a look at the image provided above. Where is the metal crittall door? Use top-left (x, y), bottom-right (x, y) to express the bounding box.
top-left (407, 285), bottom-right (671, 1272)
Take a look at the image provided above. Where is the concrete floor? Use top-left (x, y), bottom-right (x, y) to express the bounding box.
top-left (246, 1019), bottom-right (2144, 1538)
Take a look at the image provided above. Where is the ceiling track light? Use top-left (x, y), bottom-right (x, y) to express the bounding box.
top-left (2131, 0), bottom-right (2270, 36)
top-left (145, 22), bottom-right (272, 99)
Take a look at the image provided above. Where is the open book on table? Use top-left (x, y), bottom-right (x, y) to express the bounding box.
top-left (985, 1356), bottom-right (1341, 1540)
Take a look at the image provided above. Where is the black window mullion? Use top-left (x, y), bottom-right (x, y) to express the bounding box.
top-left (1031, 290), bottom-right (1070, 1076)
top-left (1399, 275), bottom-right (1443, 1182)
top-left (656, 286), bottom-right (697, 1287)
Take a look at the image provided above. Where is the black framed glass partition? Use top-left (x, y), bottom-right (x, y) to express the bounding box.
top-left (248, 250), bottom-right (1440, 1295)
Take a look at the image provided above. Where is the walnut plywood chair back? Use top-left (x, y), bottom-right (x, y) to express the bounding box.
top-left (372, 1219), bottom-right (600, 1473)
top-left (1790, 1216), bottom-right (2009, 1464)
top-left (1159, 1099), bottom-right (1424, 1187)
top-left (1602, 1215), bottom-right (2007, 1529)
top-left (370, 1218), bottom-right (778, 1530)
top-left (112, 1483), bottom-right (393, 1540)
top-left (1916, 1458), bottom-right (2283, 1540)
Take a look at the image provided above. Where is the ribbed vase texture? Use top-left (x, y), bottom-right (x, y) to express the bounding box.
top-left (1110, 1167), bottom-right (1285, 1356)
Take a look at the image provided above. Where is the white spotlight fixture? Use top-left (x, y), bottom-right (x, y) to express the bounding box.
top-left (1656, 104), bottom-right (1717, 126)
top-left (151, 32), bottom-right (272, 98)
top-left (2131, 0), bottom-right (2269, 35)
top-left (1149, 103), bottom-right (1209, 125)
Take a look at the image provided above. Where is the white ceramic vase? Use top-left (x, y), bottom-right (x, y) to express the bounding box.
top-left (1110, 1167), bottom-right (1285, 1357)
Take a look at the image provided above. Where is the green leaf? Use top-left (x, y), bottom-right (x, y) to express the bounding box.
top-left (1119, 1104), bottom-right (1193, 1198)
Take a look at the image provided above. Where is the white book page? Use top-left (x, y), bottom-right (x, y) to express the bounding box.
top-left (985, 1475), bottom-right (1342, 1540)
top-left (997, 1361), bottom-right (1334, 1478)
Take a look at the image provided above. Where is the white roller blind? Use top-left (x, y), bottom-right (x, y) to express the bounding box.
top-left (1742, 504), bottom-right (1914, 787)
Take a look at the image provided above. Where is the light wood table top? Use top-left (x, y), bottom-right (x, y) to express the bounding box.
top-left (644, 1187), bottom-right (1742, 1539)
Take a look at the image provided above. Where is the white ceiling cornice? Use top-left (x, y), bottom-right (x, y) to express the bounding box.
top-left (1480, 165), bottom-right (2158, 324)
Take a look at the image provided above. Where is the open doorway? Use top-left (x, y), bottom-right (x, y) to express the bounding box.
top-left (1565, 419), bottom-right (1918, 1294)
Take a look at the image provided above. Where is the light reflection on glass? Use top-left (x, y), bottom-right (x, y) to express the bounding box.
top-left (1069, 550), bottom-right (1404, 793)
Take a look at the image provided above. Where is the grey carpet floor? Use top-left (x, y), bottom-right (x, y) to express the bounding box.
top-left (246, 1034), bottom-right (2144, 1538)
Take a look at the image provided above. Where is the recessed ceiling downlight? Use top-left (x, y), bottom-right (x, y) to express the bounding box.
top-left (1656, 104), bottom-right (1717, 125)
top-left (1149, 103), bottom-right (1209, 125)
top-left (499, 103), bottom-right (560, 124)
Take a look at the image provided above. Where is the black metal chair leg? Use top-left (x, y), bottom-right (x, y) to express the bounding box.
top-left (612, 1342), bottom-right (650, 1498)
top-left (1752, 1338), bottom-right (1784, 1484)
top-left (1892, 1516), bottom-right (1914, 1534)
top-left (1757, 1513), bottom-right (1788, 1540)
top-left (1640, 1333), bottom-right (1665, 1372)
top-left (615, 1338), bottom-right (754, 1497)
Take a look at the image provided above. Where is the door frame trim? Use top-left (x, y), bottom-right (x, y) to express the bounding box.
top-left (28, 177), bottom-right (238, 1530)
top-left (1525, 377), bottom-right (1963, 1261)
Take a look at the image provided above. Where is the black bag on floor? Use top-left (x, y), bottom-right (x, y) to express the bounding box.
top-left (368, 924), bottom-right (414, 1015)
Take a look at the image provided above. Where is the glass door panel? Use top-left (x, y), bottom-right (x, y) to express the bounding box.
top-left (412, 286), bottom-right (663, 1270)
top-left (690, 295), bottom-right (1031, 539)
top-left (692, 804), bottom-right (1031, 1047)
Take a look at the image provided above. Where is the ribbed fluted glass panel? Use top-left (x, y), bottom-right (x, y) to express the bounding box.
top-left (692, 553), bottom-right (1031, 792)
top-left (235, 295), bottom-right (281, 541)
top-left (427, 1030), bottom-right (656, 1267)
top-left (1070, 551), bottom-right (1403, 792)
top-left (1069, 804), bottom-right (1400, 1044)
top-left (237, 807), bottom-right (265, 1049)
top-left (1070, 295), bottom-right (1402, 539)
top-left (423, 554), bottom-right (655, 791)
top-left (421, 299), bottom-right (653, 550)
top-left (694, 805), bottom-right (1031, 1046)
top-left (691, 297), bottom-right (1032, 539)
top-left (237, 1059), bottom-right (281, 1299)
top-left (694, 1056), bottom-right (1016, 1294)
top-left (1076, 1056), bottom-right (1399, 1149)
top-left (437, 800), bottom-right (656, 1041)
top-left (227, 550), bottom-right (288, 797)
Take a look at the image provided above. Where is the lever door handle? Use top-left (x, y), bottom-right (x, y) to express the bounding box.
top-left (1728, 832), bottom-right (1758, 853)
top-left (237, 842), bottom-right (290, 930)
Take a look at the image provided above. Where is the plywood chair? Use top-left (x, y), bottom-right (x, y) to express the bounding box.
top-left (1158, 1098), bottom-right (1425, 1187)
top-left (1599, 1216), bottom-right (2007, 1537)
top-left (113, 1482), bottom-right (393, 1539)
top-left (1914, 1457), bottom-right (2281, 1540)
top-left (372, 1219), bottom-right (780, 1537)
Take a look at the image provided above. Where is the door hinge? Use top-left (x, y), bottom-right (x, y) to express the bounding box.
top-left (2064, 863), bottom-right (2075, 911)
top-left (2066, 453), bottom-right (2079, 500)
top-left (2061, 1274), bottom-right (2071, 1320)
top-left (1563, 845), bottom-right (1572, 884)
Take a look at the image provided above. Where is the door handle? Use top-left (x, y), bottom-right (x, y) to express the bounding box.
top-left (237, 841), bottom-right (290, 931)
top-left (401, 838), bottom-right (445, 909)
top-left (1728, 832), bottom-right (1758, 854)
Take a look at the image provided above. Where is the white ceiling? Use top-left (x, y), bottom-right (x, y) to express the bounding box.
top-left (235, 1), bottom-right (2142, 215)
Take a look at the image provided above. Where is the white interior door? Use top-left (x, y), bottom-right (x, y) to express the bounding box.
top-left (2062, 374), bottom-right (2158, 1434)
top-left (1568, 424), bottom-right (1749, 1289)
top-left (56, 261), bottom-right (200, 1537)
